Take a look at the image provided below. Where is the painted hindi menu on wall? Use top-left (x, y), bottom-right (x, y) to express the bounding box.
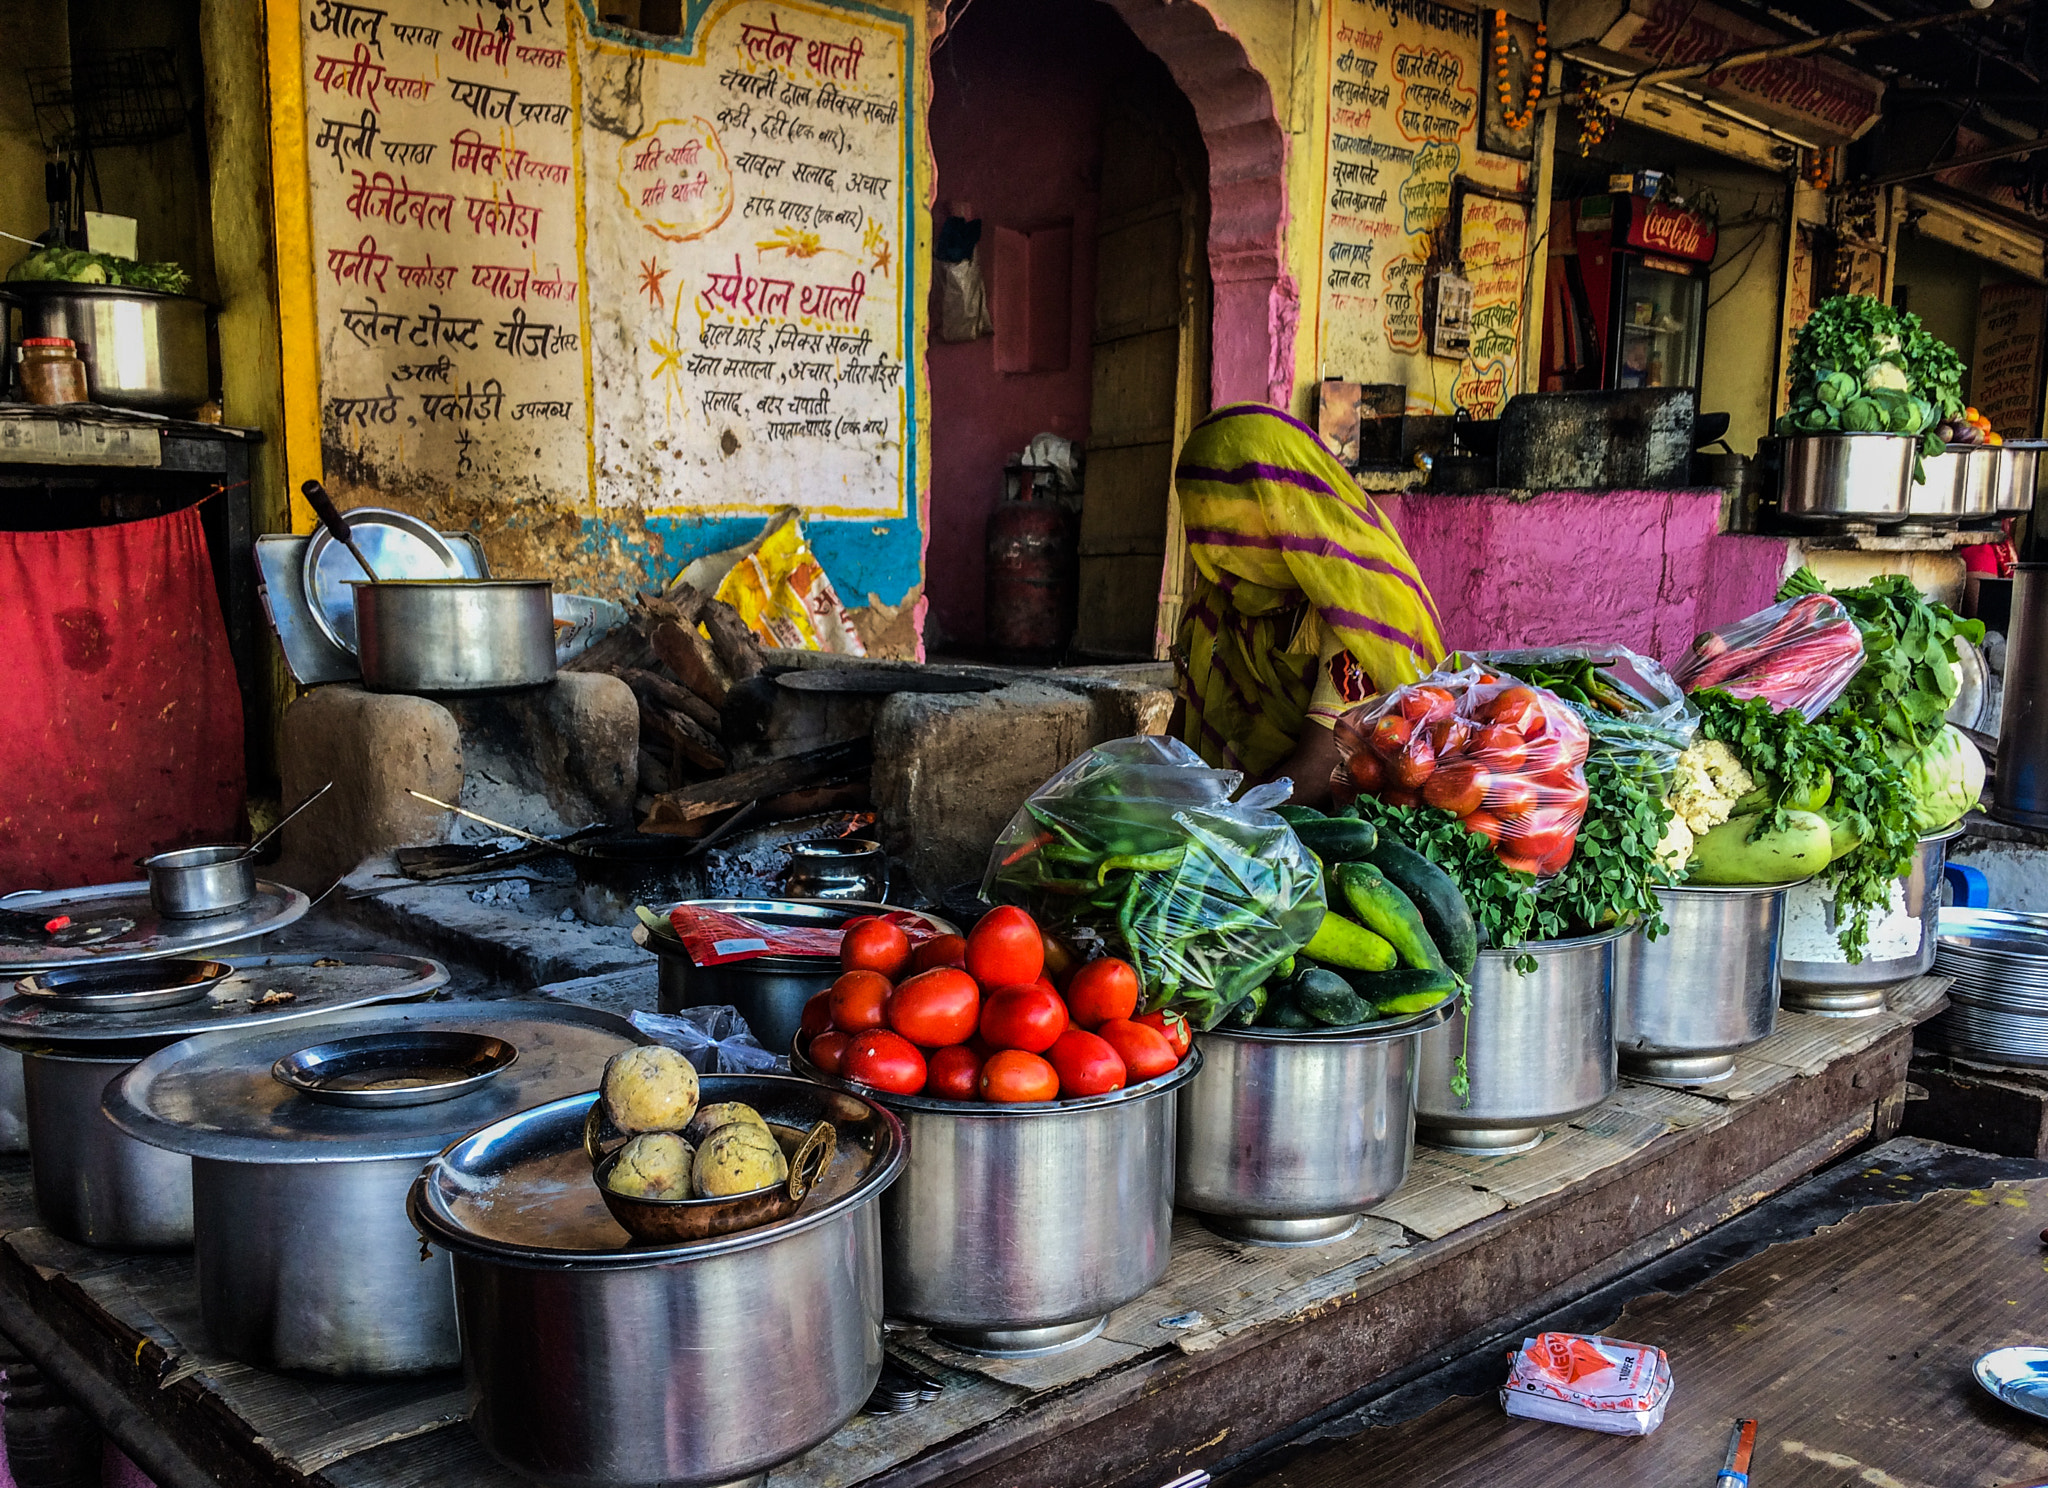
top-left (300, 0), bottom-right (913, 522)
top-left (1315, 0), bottom-right (1530, 418)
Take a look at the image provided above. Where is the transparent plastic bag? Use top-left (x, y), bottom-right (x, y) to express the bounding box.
top-left (1463, 646), bottom-right (1698, 796)
top-left (1670, 593), bottom-right (1865, 720)
top-left (629, 1007), bottom-right (783, 1074)
top-left (982, 736), bottom-right (1325, 1031)
top-left (1332, 664), bottom-right (1592, 877)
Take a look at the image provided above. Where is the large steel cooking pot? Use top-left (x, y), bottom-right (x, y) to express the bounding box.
top-left (410, 1075), bottom-right (905, 1488)
top-left (104, 1002), bottom-right (639, 1376)
top-left (1177, 1003), bottom-right (1449, 1245)
top-left (1615, 882), bottom-right (1795, 1084)
top-left (638, 900), bottom-right (959, 1053)
top-left (796, 1040), bottom-right (1196, 1356)
top-left (1994, 442), bottom-right (2043, 514)
top-left (1780, 828), bottom-right (1961, 1015)
top-left (8, 282), bottom-right (209, 415)
top-left (1415, 926), bottom-right (1625, 1153)
top-left (353, 579), bottom-right (556, 693)
top-left (1776, 433), bottom-right (1915, 521)
top-left (0, 952), bottom-right (447, 1249)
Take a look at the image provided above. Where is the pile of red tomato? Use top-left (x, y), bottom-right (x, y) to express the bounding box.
top-left (800, 906), bottom-right (1192, 1101)
top-left (1337, 679), bottom-right (1592, 876)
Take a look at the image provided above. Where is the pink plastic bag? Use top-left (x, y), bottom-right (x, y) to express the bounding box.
top-left (1671, 593), bottom-right (1864, 720)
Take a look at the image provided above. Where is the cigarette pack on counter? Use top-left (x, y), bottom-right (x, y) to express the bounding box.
top-left (1500, 1333), bottom-right (1673, 1436)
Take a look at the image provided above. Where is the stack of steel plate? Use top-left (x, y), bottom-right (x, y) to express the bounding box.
top-left (1923, 908), bottom-right (2048, 1067)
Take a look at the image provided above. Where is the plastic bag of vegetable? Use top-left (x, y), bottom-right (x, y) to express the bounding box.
top-left (1670, 594), bottom-right (1865, 721)
top-left (982, 736), bottom-right (1325, 1031)
top-left (1331, 664), bottom-right (1592, 878)
top-left (1458, 646), bottom-right (1697, 792)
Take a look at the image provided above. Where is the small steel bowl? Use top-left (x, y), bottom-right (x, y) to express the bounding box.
top-left (14, 958), bottom-right (231, 1012)
top-left (590, 1117), bottom-right (837, 1243)
top-left (272, 1030), bottom-right (518, 1108)
top-left (140, 844), bottom-right (256, 919)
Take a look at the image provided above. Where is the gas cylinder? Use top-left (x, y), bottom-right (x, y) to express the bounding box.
top-left (984, 468), bottom-right (1076, 663)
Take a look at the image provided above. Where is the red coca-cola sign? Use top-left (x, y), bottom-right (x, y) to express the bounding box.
top-left (1621, 197), bottom-right (1718, 263)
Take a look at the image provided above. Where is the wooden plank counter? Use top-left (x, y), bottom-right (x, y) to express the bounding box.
top-left (0, 979), bottom-right (1947, 1488)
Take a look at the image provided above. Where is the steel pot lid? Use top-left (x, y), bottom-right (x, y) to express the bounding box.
top-left (300, 506), bottom-right (466, 655)
top-left (0, 952), bottom-right (447, 1053)
top-left (0, 881), bottom-right (311, 974)
top-left (410, 1073), bottom-right (905, 1267)
top-left (103, 1002), bottom-right (637, 1164)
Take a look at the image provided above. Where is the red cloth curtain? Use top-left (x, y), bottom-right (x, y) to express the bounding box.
top-left (0, 507), bottom-right (245, 891)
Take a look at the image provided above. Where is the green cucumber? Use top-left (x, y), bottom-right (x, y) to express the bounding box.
top-left (1335, 863), bottom-right (1447, 973)
top-left (1293, 968), bottom-right (1372, 1027)
top-left (1351, 965), bottom-right (1459, 1014)
top-left (1364, 840), bottom-right (1476, 976)
top-left (1261, 997), bottom-right (1316, 1030)
top-left (1302, 912), bottom-right (1398, 972)
top-left (1276, 805), bottom-right (1327, 824)
top-left (1226, 984), bottom-right (1269, 1027)
top-left (1291, 816), bottom-right (1379, 863)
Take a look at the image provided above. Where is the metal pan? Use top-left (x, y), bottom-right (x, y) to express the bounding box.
top-left (353, 579), bottom-right (556, 693)
top-left (301, 507), bottom-right (466, 654)
top-left (272, 1029), bottom-right (518, 1108)
top-left (14, 959), bottom-right (231, 1012)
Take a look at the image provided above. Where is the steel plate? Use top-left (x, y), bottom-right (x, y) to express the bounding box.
top-left (300, 506), bottom-right (466, 654)
top-left (14, 959), bottom-right (230, 1012)
top-left (0, 882), bottom-right (311, 973)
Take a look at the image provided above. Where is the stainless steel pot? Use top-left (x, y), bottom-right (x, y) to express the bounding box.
top-left (0, 1047), bottom-right (25, 1154)
top-left (25, 1049), bottom-right (193, 1249)
top-left (1615, 883), bottom-right (1794, 1084)
top-left (1777, 434), bottom-right (1915, 521)
top-left (796, 1046), bottom-right (1197, 1356)
top-left (640, 900), bottom-right (958, 1053)
top-left (1176, 1005), bottom-right (1449, 1245)
top-left (139, 844), bottom-right (256, 919)
top-left (353, 579), bottom-right (556, 693)
top-left (1998, 563), bottom-right (2048, 829)
top-left (410, 1077), bottom-right (905, 1488)
top-left (1994, 442), bottom-right (2042, 513)
top-left (10, 283), bottom-right (209, 415)
top-left (1415, 927), bottom-right (1625, 1154)
top-left (1781, 828), bottom-right (1961, 1015)
top-left (783, 839), bottom-right (888, 902)
top-left (1910, 450), bottom-right (1972, 522)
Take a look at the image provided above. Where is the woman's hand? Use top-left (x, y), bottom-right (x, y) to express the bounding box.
top-left (1255, 723), bottom-right (1343, 808)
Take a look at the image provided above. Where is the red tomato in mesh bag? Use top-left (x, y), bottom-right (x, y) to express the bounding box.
top-left (1397, 685), bottom-right (1457, 728)
top-left (1422, 761), bottom-right (1489, 816)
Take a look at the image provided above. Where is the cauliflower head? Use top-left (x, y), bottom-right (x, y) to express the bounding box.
top-left (1665, 739), bottom-right (1755, 837)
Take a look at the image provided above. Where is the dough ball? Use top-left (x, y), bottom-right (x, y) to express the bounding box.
top-left (692, 1122), bottom-right (788, 1198)
top-left (605, 1132), bottom-right (694, 1199)
top-left (601, 1046), bottom-right (699, 1135)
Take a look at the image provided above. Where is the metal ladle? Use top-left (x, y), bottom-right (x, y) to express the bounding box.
top-left (300, 480), bottom-right (383, 582)
top-left (244, 781), bottom-right (335, 859)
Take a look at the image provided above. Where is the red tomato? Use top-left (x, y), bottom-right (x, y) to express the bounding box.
top-left (966, 906), bottom-right (1044, 989)
top-left (979, 1049), bottom-right (1060, 1103)
top-left (1046, 1029), bottom-right (1127, 1098)
top-left (1461, 809), bottom-right (1504, 845)
top-left (979, 985), bottom-right (1069, 1052)
top-left (1064, 957), bottom-right (1140, 1029)
top-left (922, 1044), bottom-right (983, 1100)
top-left (840, 917), bottom-right (912, 979)
top-left (842, 1029), bottom-right (927, 1095)
top-left (1422, 760), bottom-right (1488, 815)
top-left (1397, 685), bottom-right (1457, 728)
top-left (1368, 714), bottom-right (1414, 760)
top-left (1095, 1018), bottom-right (1180, 1081)
top-left (1425, 716), bottom-right (1472, 759)
top-left (1389, 736), bottom-right (1437, 789)
top-left (1480, 686), bottom-right (1546, 736)
top-left (1382, 787), bottom-right (1423, 808)
top-left (1135, 1008), bottom-right (1192, 1058)
top-left (1346, 748), bottom-right (1387, 793)
top-left (910, 934), bottom-right (968, 975)
top-left (1041, 931), bottom-right (1076, 987)
top-left (886, 968), bottom-right (981, 1048)
top-left (799, 990), bottom-right (833, 1040)
top-left (828, 970), bottom-right (892, 1033)
top-left (1469, 724), bottom-right (1529, 770)
top-left (1484, 776), bottom-right (1537, 816)
top-left (808, 1030), bottom-right (851, 1075)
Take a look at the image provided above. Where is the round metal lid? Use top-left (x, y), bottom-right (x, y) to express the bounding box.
top-left (0, 952), bottom-right (447, 1053)
top-left (0, 881), bottom-right (311, 974)
top-left (105, 1001), bottom-right (640, 1163)
top-left (409, 1073), bottom-right (905, 1268)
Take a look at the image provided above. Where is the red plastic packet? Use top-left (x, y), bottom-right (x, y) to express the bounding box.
top-left (1670, 593), bottom-right (1863, 720)
top-left (665, 905), bottom-right (936, 967)
top-left (1332, 665), bottom-right (1591, 876)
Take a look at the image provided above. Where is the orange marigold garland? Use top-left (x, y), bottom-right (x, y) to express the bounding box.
top-left (1493, 9), bottom-right (1548, 132)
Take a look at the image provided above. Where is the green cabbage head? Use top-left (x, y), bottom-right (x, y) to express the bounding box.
top-left (1905, 724), bottom-right (1985, 832)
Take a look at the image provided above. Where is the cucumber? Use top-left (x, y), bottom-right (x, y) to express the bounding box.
top-left (1351, 965), bottom-right (1459, 1014)
top-left (1261, 996), bottom-right (1316, 1030)
top-left (1293, 968), bottom-right (1372, 1027)
top-left (1292, 816), bottom-right (1379, 863)
top-left (1226, 984), bottom-right (1269, 1027)
top-left (1302, 911), bottom-right (1398, 972)
top-left (1276, 805), bottom-right (1327, 824)
top-left (1334, 863), bottom-right (1446, 973)
top-left (1364, 840), bottom-right (1476, 975)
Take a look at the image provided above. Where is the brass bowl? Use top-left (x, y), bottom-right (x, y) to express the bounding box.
top-left (583, 1102), bottom-right (837, 1243)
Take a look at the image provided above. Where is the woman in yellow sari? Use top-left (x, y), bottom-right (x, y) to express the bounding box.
top-left (1173, 402), bottom-right (1445, 804)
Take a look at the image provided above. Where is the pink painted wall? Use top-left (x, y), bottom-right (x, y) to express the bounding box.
top-left (925, 0), bottom-right (1154, 648)
top-left (1378, 489), bottom-right (1792, 668)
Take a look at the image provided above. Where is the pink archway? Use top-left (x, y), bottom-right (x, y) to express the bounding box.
top-left (1101, 0), bottom-right (1297, 409)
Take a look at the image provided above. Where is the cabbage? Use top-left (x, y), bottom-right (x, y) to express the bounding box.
top-left (1904, 725), bottom-right (1985, 832)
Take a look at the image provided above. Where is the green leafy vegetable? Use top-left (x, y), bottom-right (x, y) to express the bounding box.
top-left (6, 245), bottom-right (190, 295)
top-left (1775, 296), bottom-right (1967, 478)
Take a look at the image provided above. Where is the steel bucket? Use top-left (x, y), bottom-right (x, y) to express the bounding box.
top-left (1781, 829), bottom-right (1959, 1015)
top-left (1615, 882), bottom-right (1794, 1083)
top-left (353, 579), bottom-right (556, 694)
top-left (1415, 927), bottom-right (1624, 1154)
top-left (24, 1049), bottom-right (191, 1249)
top-left (797, 1045), bottom-right (1197, 1356)
top-left (1997, 563), bottom-right (2048, 830)
top-left (1776, 434), bottom-right (1914, 521)
top-left (1176, 1005), bottom-right (1449, 1245)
